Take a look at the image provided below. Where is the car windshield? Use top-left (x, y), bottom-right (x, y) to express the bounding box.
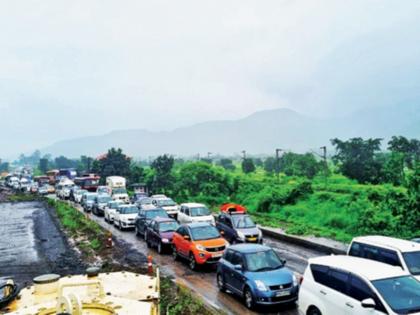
top-left (373, 276), bottom-right (420, 314)
top-left (76, 190), bottom-right (86, 195)
top-left (113, 188), bottom-right (127, 194)
top-left (232, 215), bottom-right (256, 228)
top-left (98, 187), bottom-right (108, 193)
top-left (86, 194), bottom-right (96, 201)
top-left (159, 221), bottom-right (179, 232)
top-left (140, 198), bottom-right (153, 205)
top-left (98, 196), bottom-right (112, 203)
top-left (245, 250), bottom-right (284, 272)
top-left (119, 206), bottom-right (138, 214)
top-left (157, 198), bottom-right (176, 207)
top-left (403, 251), bottom-right (420, 275)
top-left (190, 207), bottom-right (211, 217)
top-left (190, 226), bottom-right (220, 241)
top-left (146, 210), bottom-right (169, 219)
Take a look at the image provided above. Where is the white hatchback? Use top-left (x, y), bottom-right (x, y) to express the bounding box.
top-left (298, 255), bottom-right (420, 315)
top-left (113, 204), bottom-right (138, 230)
top-left (104, 200), bottom-right (124, 223)
top-left (178, 203), bottom-right (215, 225)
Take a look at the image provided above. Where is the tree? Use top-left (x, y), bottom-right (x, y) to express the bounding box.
top-left (388, 136), bottom-right (418, 169)
top-left (263, 157), bottom-right (277, 174)
top-left (92, 148), bottom-right (131, 181)
top-left (253, 158), bottom-right (263, 167)
top-left (129, 164), bottom-right (145, 184)
top-left (377, 152), bottom-right (405, 186)
top-left (151, 154), bottom-right (174, 193)
top-left (78, 155), bottom-right (93, 173)
top-left (331, 137), bottom-right (383, 183)
top-left (217, 158), bottom-right (235, 171)
top-left (0, 162), bottom-right (9, 172)
top-left (278, 152), bottom-right (321, 179)
top-left (242, 158), bottom-right (256, 174)
top-left (38, 158), bottom-right (49, 174)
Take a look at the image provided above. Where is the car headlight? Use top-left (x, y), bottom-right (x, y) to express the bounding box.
top-left (255, 280), bottom-right (268, 292)
top-left (237, 231), bottom-right (246, 240)
top-left (196, 244), bottom-right (206, 251)
top-left (162, 238), bottom-right (169, 243)
top-left (293, 274), bottom-right (298, 287)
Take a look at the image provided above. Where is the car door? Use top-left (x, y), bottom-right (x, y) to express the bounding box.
top-left (346, 274), bottom-right (388, 315)
top-left (176, 227), bottom-right (189, 256)
top-left (229, 251), bottom-right (245, 293)
top-left (221, 249), bottom-right (235, 289)
top-left (224, 216), bottom-right (235, 243)
top-left (151, 221), bottom-right (159, 246)
top-left (135, 210), bottom-right (144, 231)
top-left (310, 264), bottom-right (347, 314)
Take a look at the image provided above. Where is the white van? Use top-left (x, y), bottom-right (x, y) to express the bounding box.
top-left (348, 235), bottom-right (420, 281)
top-left (298, 255), bottom-right (420, 315)
top-left (177, 203), bottom-right (215, 225)
top-left (106, 176), bottom-right (129, 202)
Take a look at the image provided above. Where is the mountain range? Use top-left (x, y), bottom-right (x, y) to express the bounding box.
top-left (42, 105), bottom-right (420, 158)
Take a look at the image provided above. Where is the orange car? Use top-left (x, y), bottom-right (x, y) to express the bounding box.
top-left (172, 222), bottom-right (229, 270)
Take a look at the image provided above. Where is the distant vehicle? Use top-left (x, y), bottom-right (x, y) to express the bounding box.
top-left (6, 176), bottom-right (19, 188)
top-left (58, 168), bottom-right (77, 180)
top-left (46, 185), bottom-right (55, 194)
top-left (19, 178), bottom-right (31, 192)
top-left (81, 192), bottom-right (97, 212)
top-left (216, 204), bottom-right (262, 244)
top-left (33, 176), bottom-right (50, 187)
top-left (114, 204), bottom-right (138, 230)
top-left (96, 185), bottom-right (112, 195)
top-left (348, 235), bottom-right (420, 281)
top-left (178, 203), bottom-right (215, 225)
top-left (74, 175), bottom-right (100, 192)
top-left (217, 244), bottom-right (298, 309)
top-left (172, 222), bottom-right (227, 270)
top-left (29, 182), bottom-right (39, 193)
top-left (106, 176), bottom-right (129, 202)
top-left (152, 197), bottom-right (179, 219)
top-left (104, 200), bottom-right (124, 224)
top-left (134, 208), bottom-right (169, 239)
top-left (38, 185), bottom-right (49, 195)
top-left (46, 169), bottom-right (59, 184)
top-left (73, 189), bottom-right (87, 203)
top-left (136, 197), bottom-right (154, 209)
top-left (145, 217), bottom-right (179, 254)
top-left (131, 183), bottom-right (149, 202)
top-left (92, 194), bottom-right (112, 216)
top-left (56, 178), bottom-right (74, 199)
top-left (298, 255), bottom-right (420, 315)
top-left (151, 194), bottom-right (167, 199)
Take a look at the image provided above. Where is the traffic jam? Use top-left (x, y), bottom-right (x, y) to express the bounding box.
top-left (4, 169), bottom-right (420, 315)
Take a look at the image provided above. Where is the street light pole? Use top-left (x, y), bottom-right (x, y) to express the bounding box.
top-left (242, 150), bottom-right (246, 160)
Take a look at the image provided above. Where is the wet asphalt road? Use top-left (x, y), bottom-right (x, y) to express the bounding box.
top-left (0, 202), bottom-right (84, 286)
top-left (60, 198), bottom-right (326, 315)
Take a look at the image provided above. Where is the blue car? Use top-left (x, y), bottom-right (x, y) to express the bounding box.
top-left (216, 244), bottom-right (299, 310)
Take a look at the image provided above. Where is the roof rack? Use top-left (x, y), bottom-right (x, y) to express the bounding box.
top-left (220, 203), bottom-right (246, 214)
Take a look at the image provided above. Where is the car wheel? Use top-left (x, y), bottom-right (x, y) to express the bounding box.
top-left (244, 287), bottom-right (255, 310)
top-left (157, 242), bottom-right (163, 254)
top-left (217, 274), bottom-right (226, 292)
top-left (146, 235), bottom-right (152, 248)
top-left (189, 253), bottom-right (197, 271)
top-left (172, 246), bottom-right (179, 261)
top-left (119, 221), bottom-right (123, 230)
top-left (104, 215), bottom-right (108, 223)
top-left (307, 307), bottom-right (322, 315)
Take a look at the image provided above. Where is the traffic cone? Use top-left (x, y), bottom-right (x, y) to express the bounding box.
top-left (106, 232), bottom-right (113, 248)
top-left (147, 255), bottom-right (153, 275)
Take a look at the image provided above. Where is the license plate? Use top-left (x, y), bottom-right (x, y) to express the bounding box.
top-left (276, 290), bottom-right (290, 297)
top-left (247, 237), bottom-right (257, 241)
top-left (212, 253), bottom-right (222, 258)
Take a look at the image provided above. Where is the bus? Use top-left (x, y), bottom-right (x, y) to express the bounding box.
top-left (59, 168), bottom-right (77, 180)
top-left (46, 170), bottom-right (59, 185)
top-left (74, 174), bottom-right (101, 192)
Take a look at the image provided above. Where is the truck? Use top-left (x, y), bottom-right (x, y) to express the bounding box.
top-left (106, 176), bottom-right (129, 202)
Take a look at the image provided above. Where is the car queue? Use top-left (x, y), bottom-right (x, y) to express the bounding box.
top-left (52, 176), bottom-right (420, 313)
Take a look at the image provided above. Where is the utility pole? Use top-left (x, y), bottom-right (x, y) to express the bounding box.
top-left (275, 148), bottom-right (282, 180)
top-left (320, 146), bottom-right (328, 187)
top-left (241, 150), bottom-right (246, 160)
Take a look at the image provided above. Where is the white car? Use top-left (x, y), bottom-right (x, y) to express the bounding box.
top-left (298, 255), bottom-right (420, 315)
top-left (74, 189), bottom-right (88, 203)
top-left (178, 203), bottom-right (215, 225)
top-left (104, 200), bottom-right (124, 224)
top-left (152, 197), bottom-right (179, 218)
top-left (113, 204), bottom-right (138, 230)
top-left (348, 235), bottom-right (420, 281)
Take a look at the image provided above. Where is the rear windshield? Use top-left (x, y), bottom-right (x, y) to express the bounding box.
top-left (191, 225), bottom-right (220, 241)
top-left (232, 215), bottom-right (256, 228)
top-left (190, 207), bottom-right (211, 217)
top-left (157, 198), bottom-right (176, 207)
top-left (119, 206), bottom-right (138, 214)
top-left (159, 221), bottom-right (179, 232)
top-left (98, 196), bottom-right (112, 203)
top-left (146, 210), bottom-right (169, 219)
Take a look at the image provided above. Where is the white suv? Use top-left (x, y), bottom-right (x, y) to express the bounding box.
top-left (348, 235), bottom-right (420, 281)
top-left (298, 255), bottom-right (420, 315)
top-left (178, 203), bottom-right (215, 225)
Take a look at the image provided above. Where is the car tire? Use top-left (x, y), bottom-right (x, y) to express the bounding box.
top-left (244, 287), bottom-right (255, 310)
top-left (157, 242), bottom-right (163, 254)
top-left (307, 307), bottom-right (322, 315)
top-left (104, 215), bottom-right (108, 223)
top-left (172, 246), bottom-right (179, 261)
top-left (189, 253), bottom-right (197, 271)
top-left (146, 235), bottom-right (152, 248)
top-left (118, 221), bottom-right (123, 230)
top-left (217, 274), bottom-right (226, 292)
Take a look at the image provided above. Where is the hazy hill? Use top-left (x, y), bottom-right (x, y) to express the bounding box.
top-left (42, 106), bottom-right (420, 158)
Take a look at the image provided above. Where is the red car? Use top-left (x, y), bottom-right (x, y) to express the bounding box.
top-left (145, 217), bottom-right (179, 254)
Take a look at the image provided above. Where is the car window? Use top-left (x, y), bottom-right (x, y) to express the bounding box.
top-left (349, 242), bottom-right (362, 256)
top-left (218, 215), bottom-right (225, 224)
top-left (231, 215), bottom-right (256, 229)
top-left (245, 250), bottom-right (284, 272)
top-left (231, 252), bottom-right (243, 266)
top-left (224, 249), bottom-right (234, 263)
top-left (145, 210), bottom-right (169, 219)
top-left (402, 251), bottom-right (420, 275)
top-left (185, 208), bottom-right (190, 216)
top-left (311, 264), bottom-right (330, 286)
top-left (225, 217), bottom-right (232, 227)
top-left (348, 274), bottom-right (387, 313)
top-left (190, 225), bottom-right (220, 241)
top-left (380, 249), bottom-right (402, 267)
top-left (190, 207), bottom-right (211, 217)
top-left (176, 226), bottom-right (186, 236)
top-left (328, 269), bottom-right (349, 294)
top-left (159, 221), bottom-right (179, 232)
top-left (363, 244), bottom-right (380, 260)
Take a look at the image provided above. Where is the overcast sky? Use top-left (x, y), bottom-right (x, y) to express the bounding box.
top-left (1, 1), bottom-right (420, 157)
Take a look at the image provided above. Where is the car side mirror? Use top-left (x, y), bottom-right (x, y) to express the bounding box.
top-left (361, 298), bottom-right (376, 309)
top-left (234, 264), bottom-right (242, 271)
top-left (183, 235), bottom-right (190, 240)
top-left (282, 259), bottom-right (287, 265)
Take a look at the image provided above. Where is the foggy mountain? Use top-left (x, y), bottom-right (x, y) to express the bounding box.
top-left (42, 105), bottom-right (420, 158)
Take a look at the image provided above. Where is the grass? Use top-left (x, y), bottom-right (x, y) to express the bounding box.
top-left (160, 277), bottom-right (222, 315)
top-left (6, 193), bottom-right (41, 202)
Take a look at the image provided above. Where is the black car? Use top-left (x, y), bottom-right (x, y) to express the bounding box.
top-left (145, 217), bottom-right (179, 254)
top-left (134, 208), bottom-right (169, 239)
top-left (216, 213), bottom-right (263, 244)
